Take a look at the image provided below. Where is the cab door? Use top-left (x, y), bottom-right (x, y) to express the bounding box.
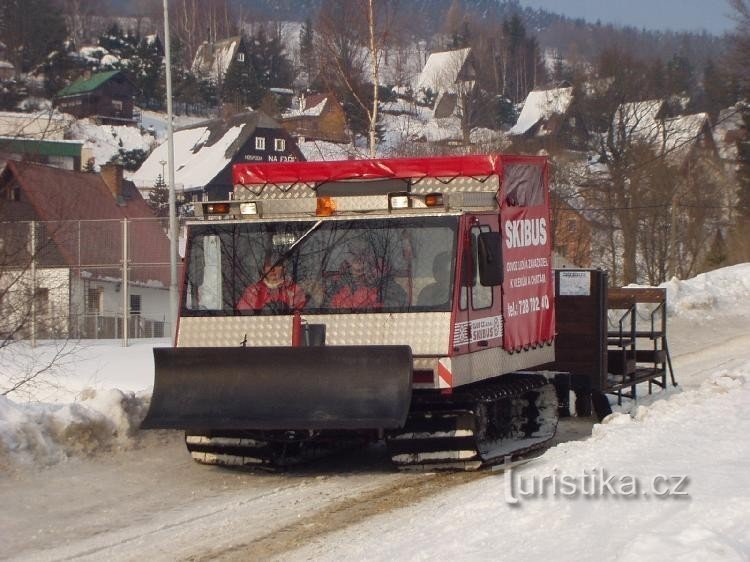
top-left (452, 214), bottom-right (504, 356)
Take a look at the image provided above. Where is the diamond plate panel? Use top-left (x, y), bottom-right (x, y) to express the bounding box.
top-left (234, 175), bottom-right (501, 201)
top-left (177, 312), bottom-right (452, 355)
top-left (235, 184), bottom-right (315, 200)
top-left (178, 316), bottom-right (292, 347)
top-left (411, 176), bottom-right (499, 194)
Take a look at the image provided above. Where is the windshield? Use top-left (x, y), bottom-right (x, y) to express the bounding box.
top-left (183, 215), bottom-right (458, 315)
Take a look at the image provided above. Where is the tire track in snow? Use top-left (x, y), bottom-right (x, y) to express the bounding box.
top-left (190, 470), bottom-right (487, 562)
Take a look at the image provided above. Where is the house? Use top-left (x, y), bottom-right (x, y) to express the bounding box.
top-left (0, 60), bottom-right (14, 81)
top-left (131, 110), bottom-right (305, 201)
top-left (661, 112), bottom-right (717, 168)
top-left (0, 137), bottom-right (90, 171)
top-left (610, 100), bottom-right (717, 168)
top-left (280, 93), bottom-right (349, 143)
top-left (0, 161), bottom-right (171, 339)
top-left (54, 70), bottom-right (138, 125)
top-left (550, 191), bottom-right (592, 267)
top-left (142, 33), bottom-right (164, 57)
top-left (415, 48), bottom-right (476, 118)
top-left (0, 40), bottom-right (12, 80)
top-left (509, 86), bottom-right (586, 149)
top-left (0, 110), bottom-right (74, 140)
top-left (712, 105), bottom-right (747, 180)
top-left (191, 36), bottom-right (247, 86)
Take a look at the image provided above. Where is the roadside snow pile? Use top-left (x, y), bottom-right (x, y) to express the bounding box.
top-left (0, 389), bottom-right (150, 470)
top-left (664, 263), bottom-right (750, 319)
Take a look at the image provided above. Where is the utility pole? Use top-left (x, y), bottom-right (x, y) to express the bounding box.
top-left (163, 0), bottom-right (178, 340)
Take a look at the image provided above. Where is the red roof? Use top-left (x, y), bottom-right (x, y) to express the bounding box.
top-left (1, 161), bottom-right (170, 285)
top-left (233, 154), bottom-right (547, 186)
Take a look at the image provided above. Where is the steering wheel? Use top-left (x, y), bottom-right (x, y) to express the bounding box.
top-left (262, 301), bottom-right (292, 314)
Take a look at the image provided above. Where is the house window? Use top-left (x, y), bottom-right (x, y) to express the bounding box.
top-left (35, 288), bottom-right (49, 316)
top-left (274, 138), bottom-right (286, 152)
top-left (112, 100), bottom-right (123, 112)
top-left (87, 287), bottom-right (103, 314)
top-left (255, 136), bottom-right (266, 150)
top-left (567, 219), bottom-right (577, 233)
top-left (130, 294), bottom-right (142, 316)
top-left (4, 182), bottom-right (20, 201)
top-left (236, 52), bottom-right (245, 62)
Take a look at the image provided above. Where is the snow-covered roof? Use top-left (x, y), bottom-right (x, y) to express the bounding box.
top-left (416, 48), bottom-right (471, 94)
top-left (191, 37), bottom-right (242, 81)
top-left (0, 110), bottom-right (74, 140)
top-left (662, 112), bottom-right (711, 164)
top-left (0, 60), bottom-right (13, 69)
top-left (612, 99), bottom-right (665, 143)
top-left (282, 94), bottom-right (329, 119)
top-left (131, 112), bottom-right (280, 192)
top-left (509, 87), bottom-right (573, 136)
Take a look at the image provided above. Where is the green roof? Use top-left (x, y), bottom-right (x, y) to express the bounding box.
top-left (56, 70), bottom-right (122, 98)
top-left (0, 137), bottom-right (83, 158)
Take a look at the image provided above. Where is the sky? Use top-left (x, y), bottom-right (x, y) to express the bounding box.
top-left (517, 0), bottom-right (736, 35)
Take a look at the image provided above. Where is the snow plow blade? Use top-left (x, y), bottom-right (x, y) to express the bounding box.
top-left (141, 346), bottom-right (413, 431)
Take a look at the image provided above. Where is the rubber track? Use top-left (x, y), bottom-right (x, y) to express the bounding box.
top-left (185, 430), bottom-right (370, 470)
top-left (386, 373), bottom-right (558, 471)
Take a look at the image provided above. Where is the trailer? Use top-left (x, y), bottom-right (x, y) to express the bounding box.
top-left (140, 154), bottom-right (673, 471)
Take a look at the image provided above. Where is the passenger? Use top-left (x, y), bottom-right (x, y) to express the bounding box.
top-left (237, 257), bottom-right (306, 312)
top-left (330, 243), bottom-right (382, 309)
top-left (417, 251), bottom-right (452, 309)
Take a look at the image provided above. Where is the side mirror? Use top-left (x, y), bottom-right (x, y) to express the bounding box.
top-left (478, 231), bottom-right (503, 286)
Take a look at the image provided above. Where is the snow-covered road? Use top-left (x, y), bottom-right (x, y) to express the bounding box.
top-left (1, 265), bottom-right (748, 561)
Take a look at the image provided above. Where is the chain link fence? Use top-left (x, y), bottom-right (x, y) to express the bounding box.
top-left (0, 218), bottom-right (177, 345)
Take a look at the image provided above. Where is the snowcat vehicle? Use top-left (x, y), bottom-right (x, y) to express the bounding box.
top-left (141, 154), bottom-right (561, 470)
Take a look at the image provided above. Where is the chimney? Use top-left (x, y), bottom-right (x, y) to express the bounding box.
top-left (100, 163), bottom-right (125, 203)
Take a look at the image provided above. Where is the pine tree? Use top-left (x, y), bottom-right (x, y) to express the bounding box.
top-left (299, 18), bottom-right (315, 86)
top-left (147, 173), bottom-right (169, 217)
top-left (222, 52), bottom-right (264, 110)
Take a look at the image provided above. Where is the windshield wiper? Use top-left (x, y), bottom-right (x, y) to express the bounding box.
top-left (260, 220), bottom-right (324, 282)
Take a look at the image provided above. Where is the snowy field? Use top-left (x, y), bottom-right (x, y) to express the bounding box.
top-left (0, 264), bottom-right (748, 560)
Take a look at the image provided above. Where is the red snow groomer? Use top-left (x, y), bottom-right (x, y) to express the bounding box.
top-left (141, 154), bottom-right (560, 470)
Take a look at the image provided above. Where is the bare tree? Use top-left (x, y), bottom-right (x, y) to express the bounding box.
top-left (728, 0), bottom-right (750, 97)
top-left (316, 0), bottom-right (400, 156)
top-left (170, 0), bottom-right (236, 69)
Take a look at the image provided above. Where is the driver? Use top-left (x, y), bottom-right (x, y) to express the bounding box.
top-left (237, 257), bottom-right (306, 312)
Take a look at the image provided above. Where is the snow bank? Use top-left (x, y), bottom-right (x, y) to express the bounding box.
top-left (663, 263), bottom-right (750, 319)
top-left (0, 389), bottom-right (150, 470)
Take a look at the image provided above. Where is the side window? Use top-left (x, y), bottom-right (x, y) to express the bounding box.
top-left (130, 294), bottom-right (142, 316)
top-left (471, 226), bottom-right (492, 310)
top-left (255, 136), bottom-right (265, 150)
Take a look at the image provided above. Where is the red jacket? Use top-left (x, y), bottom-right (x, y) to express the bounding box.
top-left (237, 280), bottom-right (306, 311)
top-left (330, 284), bottom-right (381, 309)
